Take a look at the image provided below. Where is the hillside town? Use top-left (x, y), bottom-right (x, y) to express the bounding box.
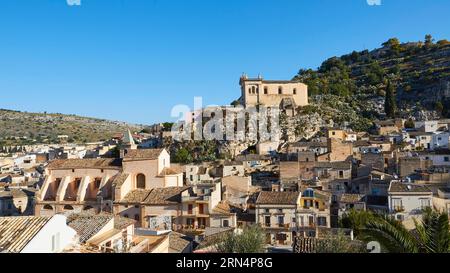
top-left (2, 76), bottom-right (450, 253)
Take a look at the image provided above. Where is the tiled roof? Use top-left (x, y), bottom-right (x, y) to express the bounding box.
top-left (47, 158), bottom-right (122, 170)
top-left (212, 202), bottom-right (234, 215)
top-left (143, 187), bottom-right (189, 205)
top-left (0, 216), bottom-right (52, 253)
top-left (121, 189), bottom-right (152, 203)
top-left (122, 149), bottom-right (164, 161)
top-left (314, 161), bottom-right (351, 170)
top-left (114, 216), bottom-right (136, 230)
top-left (67, 213), bottom-right (113, 243)
top-left (389, 182), bottom-right (432, 193)
top-left (0, 188), bottom-right (28, 199)
top-left (121, 187), bottom-right (189, 204)
top-left (339, 194), bottom-right (365, 203)
top-left (159, 167), bottom-right (182, 176)
top-left (111, 173), bottom-right (130, 188)
top-left (169, 232), bottom-right (192, 253)
top-left (256, 191), bottom-right (299, 205)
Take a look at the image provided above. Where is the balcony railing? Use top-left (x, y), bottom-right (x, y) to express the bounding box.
top-left (260, 223), bottom-right (293, 229)
top-left (178, 225), bottom-right (207, 231)
top-left (182, 195), bottom-right (211, 202)
top-left (393, 206), bottom-right (405, 213)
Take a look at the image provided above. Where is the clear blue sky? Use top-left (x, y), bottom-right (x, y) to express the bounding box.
top-left (0, 0), bottom-right (449, 125)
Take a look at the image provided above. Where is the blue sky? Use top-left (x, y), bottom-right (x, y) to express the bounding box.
top-left (0, 0), bottom-right (449, 125)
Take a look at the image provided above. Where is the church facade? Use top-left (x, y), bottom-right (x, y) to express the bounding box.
top-left (239, 74), bottom-right (309, 109)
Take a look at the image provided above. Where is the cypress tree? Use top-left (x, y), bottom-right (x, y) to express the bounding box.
top-left (384, 80), bottom-right (397, 118)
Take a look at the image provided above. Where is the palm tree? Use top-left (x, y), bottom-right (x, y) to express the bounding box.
top-left (341, 208), bottom-right (450, 253)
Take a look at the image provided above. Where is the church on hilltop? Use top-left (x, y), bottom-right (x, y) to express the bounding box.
top-left (239, 74), bottom-right (309, 113)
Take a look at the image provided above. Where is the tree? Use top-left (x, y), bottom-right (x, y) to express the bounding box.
top-left (174, 148), bottom-right (192, 163)
top-left (382, 38), bottom-right (401, 55)
top-left (314, 232), bottom-right (365, 253)
top-left (436, 101), bottom-right (444, 115)
top-left (425, 34), bottom-right (434, 48)
top-left (384, 80), bottom-right (397, 118)
top-left (341, 209), bottom-right (450, 253)
top-left (210, 225), bottom-right (266, 253)
top-left (404, 119), bottom-right (415, 129)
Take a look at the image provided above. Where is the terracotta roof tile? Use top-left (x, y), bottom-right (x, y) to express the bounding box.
top-left (47, 158), bottom-right (122, 170)
top-left (0, 216), bottom-right (52, 253)
top-left (122, 149), bottom-right (164, 161)
top-left (67, 213), bottom-right (113, 243)
top-left (256, 191), bottom-right (299, 205)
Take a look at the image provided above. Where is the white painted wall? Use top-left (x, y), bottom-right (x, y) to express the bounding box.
top-left (21, 215), bottom-right (77, 253)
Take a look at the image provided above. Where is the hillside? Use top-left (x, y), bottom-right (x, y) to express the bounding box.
top-left (0, 109), bottom-right (145, 146)
top-left (294, 35), bottom-right (450, 122)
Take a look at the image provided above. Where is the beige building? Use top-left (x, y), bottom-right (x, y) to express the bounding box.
top-left (35, 147), bottom-right (183, 218)
top-left (239, 74), bottom-right (308, 109)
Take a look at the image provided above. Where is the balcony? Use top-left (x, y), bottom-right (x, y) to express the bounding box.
top-left (182, 195), bottom-right (210, 203)
top-left (260, 223), bottom-right (293, 230)
top-left (177, 225), bottom-right (207, 232)
top-left (393, 206), bottom-right (405, 213)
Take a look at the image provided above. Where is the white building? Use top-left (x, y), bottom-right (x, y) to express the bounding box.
top-left (0, 215), bottom-right (77, 253)
top-left (431, 132), bottom-right (450, 150)
top-left (419, 153), bottom-right (450, 166)
top-left (415, 120), bottom-right (439, 133)
top-left (388, 182), bottom-right (432, 221)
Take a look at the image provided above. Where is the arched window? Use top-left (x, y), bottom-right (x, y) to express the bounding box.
top-left (43, 204), bottom-right (53, 211)
top-left (136, 174), bottom-right (146, 189)
top-left (64, 205), bottom-right (74, 211)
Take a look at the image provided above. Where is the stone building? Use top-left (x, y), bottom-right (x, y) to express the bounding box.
top-left (239, 74), bottom-right (308, 109)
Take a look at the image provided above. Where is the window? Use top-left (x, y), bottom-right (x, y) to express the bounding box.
top-left (63, 205), bottom-right (74, 211)
top-left (52, 233), bottom-right (61, 252)
top-left (278, 209), bottom-right (283, 214)
top-left (95, 178), bottom-right (101, 188)
top-left (265, 216), bottom-right (271, 227)
top-left (278, 216), bottom-right (285, 227)
top-left (223, 220), bottom-right (229, 228)
top-left (392, 199), bottom-right (403, 211)
top-left (445, 157), bottom-right (449, 162)
top-left (265, 209), bottom-right (270, 214)
top-left (190, 175), bottom-right (193, 181)
top-left (188, 204), bottom-right (193, 215)
top-left (293, 88), bottom-right (297, 95)
top-left (264, 87), bottom-right (268, 94)
top-left (317, 217), bottom-right (327, 227)
top-left (299, 216), bottom-right (304, 227)
top-left (43, 204), bottom-right (53, 211)
top-left (136, 174), bottom-right (146, 189)
top-left (420, 199), bottom-right (431, 209)
top-left (134, 214), bottom-right (140, 221)
top-left (278, 87), bottom-right (283, 94)
top-left (339, 170), bottom-right (344, 178)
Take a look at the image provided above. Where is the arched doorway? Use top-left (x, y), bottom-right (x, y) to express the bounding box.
top-left (136, 174), bottom-right (146, 189)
